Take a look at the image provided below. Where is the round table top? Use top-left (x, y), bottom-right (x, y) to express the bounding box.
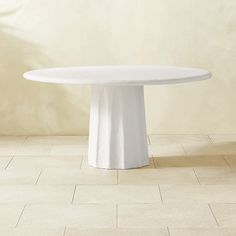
top-left (23, 65), bottom-right (211, 86)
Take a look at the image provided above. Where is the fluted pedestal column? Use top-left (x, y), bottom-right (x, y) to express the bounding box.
top-left (88, 85), bottom-right (148, 169)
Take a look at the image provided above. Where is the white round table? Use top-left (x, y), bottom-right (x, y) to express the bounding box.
top-left (23, 66), bottom-right (211, 169)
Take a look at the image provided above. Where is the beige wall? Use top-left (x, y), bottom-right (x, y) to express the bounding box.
top-left (0, 0), bottom-right (235, 135)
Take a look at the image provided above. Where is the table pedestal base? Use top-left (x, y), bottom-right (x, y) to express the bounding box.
top-left (88, 85), bottom-right (148, 169)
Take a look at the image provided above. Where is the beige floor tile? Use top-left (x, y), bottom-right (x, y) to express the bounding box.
top-left (118, 169), bottom-right (198, 185)
top-left (149, 134), bottom-right (211, 145)
top-left (0, 227), bottom-right (64, 236)
top-left (170, 227), bottom-right (236, 236)
top-left (210, 203), bottom-right (236, 227)
top-left (160, 185), bottom-right (236, 203)
top-left (183, 144), bottom-right (218, 155)
top-left (0, 185), bottom-right (75, 203)
top-left (51, 145), bottom-right (88, 155)
top-left (0, 204), bottom-right (24, 226)
top-left (183, 143), bottom-right (236, 155)
top-left (19, 204), bottom-right (116, 228)
top-left (194, 167), bottom-right (236, 185)
top-left (149, 145), bottom-right (186, 157)
top-left (118, 203), bottom-right (217, 228)
top-left (65, 228), bottom-right (168, 236)
top-left (148, 135), bottom-right (172, 145)
top-left (73, 185), bottom-right (161, 204)
top-left (0, 156), bottom-right (12, 169)
top-left (0, 136), bottom-right (26, 145)
top-left (8, 156), bottom-right (83, 170)
top-left (154, 155), bottom-right (228, 168)
top-left (209, 143), bottom-right (236, 155)
top-left (0, 169), bottom-right (41, 185)
top-left (0, 145), bottom-right (20, 155)
top-left (15, 145), bottom-right (52, 156)
top-left (209, 134), bottom-right (236, 144)
top-left (24, 136), bottom-right (88, 145)
top-left (81, 157), bottom-right (155, 169)
top-left (38, 168), bottom-right (117, 185)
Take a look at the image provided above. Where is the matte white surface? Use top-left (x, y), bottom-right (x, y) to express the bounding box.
top-left (23, 65), bottom-right (211, 85)
top-left (23, 65), bottom-right (211, 169)
top-left (88, 86), bottom-right (148, 169)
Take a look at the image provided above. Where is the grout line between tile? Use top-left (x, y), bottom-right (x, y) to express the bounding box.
top-left (21, 136), bottom-right (28, 145)
top-left (158, 184), bottom-right (163, 203)
top-left (148, 133), bottom-right (215, 135)
top-left (39, 183), bottom-right (118, 186)
top-left (181, 144), bottom-right (187, 155)
top-left (68, 203), bottom-right (107, 206)
top-left (153, 157), bottom-right (157, 168)
top-left (116, 203), bottom-right (118, 228)
top-left (117, 170), bottom-right (119, 185)
top-left (208, 203), bottom-right (220, 226)
top-left (63, 226), bottom-right (67, 236)
top-left (35, 170), bottom-right (43, 185)
top-left (167, 226), bottom-right (171, 236)
top-left (80, 156), bottom-right (84, 169)
top-left (71, 185), bottom-right (77, 203)
top-left (192, 168), bottom-right (201, 185)
top-left (15, 204), bottom-right (27, 228)
top-left (222, 156), bottom-right (231, 168)
top-left (4, 157), bottom-right (14, 169)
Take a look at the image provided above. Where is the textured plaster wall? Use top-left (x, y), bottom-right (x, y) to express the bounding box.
top-left (0, 0), bottom-right (235, 135)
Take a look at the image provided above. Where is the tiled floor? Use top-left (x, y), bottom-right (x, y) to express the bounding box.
top-left (0, 135), bottom-right (236, 235)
